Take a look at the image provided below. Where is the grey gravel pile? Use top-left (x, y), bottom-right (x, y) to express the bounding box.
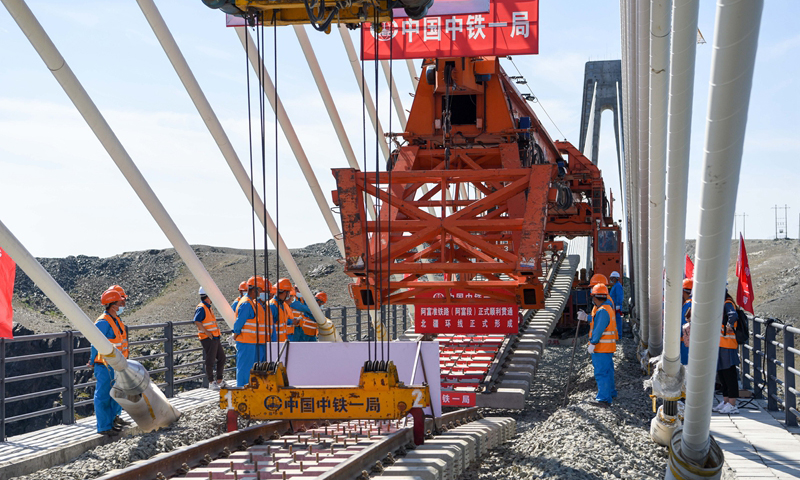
top-left (16, 403), bottom-right (247, 480)
top-left (462, 337), bottom-right (668, 479)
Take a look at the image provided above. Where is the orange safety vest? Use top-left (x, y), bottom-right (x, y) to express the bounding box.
top-left (196, 302), bottom-right (220, 340)
top-left (235, 297), bottom-right (269, 343)
top-left (298, 312), bottom-right (318, 336)
top-left (269, 298), bottom-right (292, 342)
top-left (720, 299), bottom-right (738, 349)
top-left (94, 313), bottom-right (129, 364)
top-left (590, 302), bottom-right (617, 353)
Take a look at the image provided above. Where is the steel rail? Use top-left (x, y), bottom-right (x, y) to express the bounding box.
top-left (94, 420), bottom-right (292, 480)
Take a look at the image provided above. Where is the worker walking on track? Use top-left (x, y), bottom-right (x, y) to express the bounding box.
top-left (194, 287), bottom-right (226, 390)
top-left (233, 276), bottom-right (269, 387)
top-left (269, 278), bottom-right (295, 342)
top-left (578, 283), bottom-right (618, 407)
top-left (89, 287), bottom-right (130, 436)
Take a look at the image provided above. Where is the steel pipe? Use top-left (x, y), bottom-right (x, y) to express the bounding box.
top-left (2, 0), bottom-right (236, 330)
top-left (134, 0), bottom-right (333, 337)
top-left (662, 0), bottom-right (700, 379)
top-left (0, 217), bottom-right (181, 431)
top-left (636, 0), bottom-right (651, 357)
top-left (679, 0), bottom-right (763, 467)
top-left (647, 0), bottom-right (672, 357)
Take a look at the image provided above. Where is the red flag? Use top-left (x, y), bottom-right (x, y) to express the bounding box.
top-left (0, 246), bottom-right (15, 338)
top-left (736, 234), bottom-right (755, 314)
top-left (685, 254), bottom-right (694, 279)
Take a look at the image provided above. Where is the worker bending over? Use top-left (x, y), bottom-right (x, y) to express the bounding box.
top-left (233, 276), bottom-right (269, 387)
top-left (89, 287), bottom-right (131, 436)
top-left (269, 278), bottom-right (295, 342)
top-left (290, 291), bottom-right (327, 342)
top-left (578, 283), bottom-right (618, 407)
top-left (194, 286), bottom-right (226, 390)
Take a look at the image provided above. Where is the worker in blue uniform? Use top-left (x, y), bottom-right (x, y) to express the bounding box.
top-left (89, 288), bottom-right (130, 436)
top-left (578, 283), bottom-right (618, 407)
top-left (680, 278), bottom-right (693, 365)
top-left (231, 280), bottom-right (247, 313)
top-left (609, 271), bottom-right (626, 337)
top-left (233, 276), bottom-right (269, 387)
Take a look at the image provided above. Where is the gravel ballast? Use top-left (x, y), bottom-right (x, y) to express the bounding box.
top-left (15, 403), bottom-right (243, 480)
top-left (463, 337), bottom-right (668, 479)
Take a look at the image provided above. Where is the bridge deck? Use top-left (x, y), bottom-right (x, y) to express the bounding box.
top-left (711, 399), bottom-right (800, 479)
top-left (0, 387), bottom-right (219, 479)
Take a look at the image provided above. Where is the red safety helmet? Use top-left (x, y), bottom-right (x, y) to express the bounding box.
top-left (315, 292), bottom-right (328, 304)
top-left (276, 278), bottom-right (292, 292)
top-left (246, 276), bottom-right (267, 291)
top-left (589, 274), bottom-right (608, 287)
top-left (109, 284), bottom-right (127, 299)
top-left (238, 281), bottom-right (247, 292)
top-left (682, 278), bottom-right (694, 291)
top-left (591, 284), bottom-right (609, 296)
top-left (101, 288), bottom-right (123, 305)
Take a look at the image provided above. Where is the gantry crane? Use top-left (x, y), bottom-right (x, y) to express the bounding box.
top-left (332, 56), bottom-right (623, 311)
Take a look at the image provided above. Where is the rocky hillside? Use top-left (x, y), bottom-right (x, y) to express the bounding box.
top-left (686, 238), bottom-right (800, 325)
top-left (11, 240), bottom-right (352, 334)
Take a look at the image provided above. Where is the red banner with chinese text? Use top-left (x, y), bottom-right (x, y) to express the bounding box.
top-left (736, 234), bottom-right (755, 314)
top-left (415, 303), bottom-right (518, 334)
top-left (442, 391), bottom-right (476, 406)
top-left (0, 246), bottom-right (15, 339)
top-left (361, 0), bottom-right (539, 60)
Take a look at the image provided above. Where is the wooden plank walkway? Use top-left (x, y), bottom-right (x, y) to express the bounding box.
top-left (711, 400), bottom-right (800, 479)
top-left (0, 387), bottom-right (219, 478)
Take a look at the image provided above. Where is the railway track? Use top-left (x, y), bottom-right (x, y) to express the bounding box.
top-left (96, 408), bottom-right (514, 480)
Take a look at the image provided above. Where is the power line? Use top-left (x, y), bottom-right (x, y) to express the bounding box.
top-left (507, 57), bottom-right (567, 140)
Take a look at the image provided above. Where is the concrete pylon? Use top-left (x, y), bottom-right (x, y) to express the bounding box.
top-left (578, 60), bottom-right (623, 170)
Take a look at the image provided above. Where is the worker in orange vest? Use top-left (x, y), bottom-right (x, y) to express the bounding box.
top-left (194, 286), bottom-right (226, 390)
top-left (89, 288), bottom-right (129, 436)
top-left (578, 283), bottom-right (618, 407)
top-left (233, 276), bottom-right (270, 386)
top-left (269, 278), bottom-right (295, 342)
top-left (714, 291), bottom-right (741, 414)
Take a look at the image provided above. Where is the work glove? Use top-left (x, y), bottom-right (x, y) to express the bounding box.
top-left (587, 343), bottom-right (596, 354)
top-left (577, 310), bottom-right (588, 322)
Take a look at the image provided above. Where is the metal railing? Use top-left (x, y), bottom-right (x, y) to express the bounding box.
top-left (0, 305), bottom-right (409, 441)
top-left (739, 314), bottom-right (799, 428)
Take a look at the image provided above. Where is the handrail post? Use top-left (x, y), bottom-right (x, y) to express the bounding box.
top-left (61, 331), bottom-right (75, 425)
top-left (754, 320), bottom-right (763, 399)
top-left (403, 305), bottom-right (408, 332)
top-left (335, 307), bottom-right (343, 341)
top-left (1, 337), bottom-right (6, 441)
top-left (356, 308), bottom-right (362, 342)
top-left (741, 317), bottom-right (751, 391)
top-left (784, 329), bottom-right (797, 427)
top-left (766, 324), bottom-right (777, 411)
top-left (164, 321), bottom-right (174, 397)
top-left (392, 305), bottom-right (398, 340)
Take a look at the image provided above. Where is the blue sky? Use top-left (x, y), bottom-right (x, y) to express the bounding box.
top-left (0, 1), bottom-right (798, 258)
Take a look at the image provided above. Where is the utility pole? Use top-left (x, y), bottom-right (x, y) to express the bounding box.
top-left (784, 205), bottom-right (791, 239)
top-left (735, 212), bottom-right (748, 239)
top-left (773, 205), bottom-right (778, 239)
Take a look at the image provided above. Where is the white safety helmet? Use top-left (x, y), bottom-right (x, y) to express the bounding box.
top-left (610, 271), bottom-right (620, 279)
top-left (198, 286), bottom-right (207, 296)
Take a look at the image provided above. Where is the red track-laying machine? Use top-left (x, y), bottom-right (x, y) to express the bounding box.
top-left (332, 57), bottom-right (622, 312)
